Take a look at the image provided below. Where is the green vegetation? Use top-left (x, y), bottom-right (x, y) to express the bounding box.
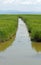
top-left (0, 14), bottom-right (41, 43)
top-left (0, 34), bottom-right (15, 51)
top-left (19, 14), bottom-right (41, 42)
top-left (0, 15), bottom-right (18, 42)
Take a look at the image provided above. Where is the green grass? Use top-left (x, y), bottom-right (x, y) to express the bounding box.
top-left (0, 14), bottom-right (18, 42)
top-left (19, 14), bottom-right (41, 42)
top-left (0, 14), bottom-right (41, 42)
top-left (0, 34), bottom-right (15, 51)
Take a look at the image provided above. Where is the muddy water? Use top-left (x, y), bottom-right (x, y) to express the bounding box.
top-left (0, 18), bottom-right (41, 65)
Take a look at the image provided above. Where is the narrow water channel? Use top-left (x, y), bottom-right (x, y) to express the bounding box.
top-left (0, 18), bottom-right (41, 65)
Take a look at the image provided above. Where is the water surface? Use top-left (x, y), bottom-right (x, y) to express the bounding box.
top-left (0, 18), bottom-right (41, 65)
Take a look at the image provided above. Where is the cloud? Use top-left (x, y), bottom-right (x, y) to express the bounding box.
top-left (4, 0), bottom-right (13, 4)
top-left (3, 0), bottom-right (15, 4)
top-left (20, 0), bottom-right (41, 5)
top-left (0, 0), bottom-right (41, 11)
top-left (0, 0), bottom-right (41, 5)
top-left (21, 1), bottom-right (33, 5)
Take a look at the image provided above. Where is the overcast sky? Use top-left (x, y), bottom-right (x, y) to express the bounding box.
top-left (0, 0), bottom-right (41, 12)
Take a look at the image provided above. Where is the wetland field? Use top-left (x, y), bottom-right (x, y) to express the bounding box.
top-left (0, 15), bottom-right (18, 42)
top-left (20, 14), bottom-right (41, 42)
top-left (0, 14), bottom-right (41, 43)
top-left (0, 15), bottom-right (41, 65)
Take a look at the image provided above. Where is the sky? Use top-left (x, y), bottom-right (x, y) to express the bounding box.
top-left (0, 0), bottom-right (41, 12)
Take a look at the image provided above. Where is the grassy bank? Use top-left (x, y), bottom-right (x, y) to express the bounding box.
top-left (19, 14), bottom-right (41, 42)
top-left (0, 14), bottom-right (41, 43)
top-left (0, 15), bottom-right (18, 42)
top-left (0, 34), bottom-right (16, 51)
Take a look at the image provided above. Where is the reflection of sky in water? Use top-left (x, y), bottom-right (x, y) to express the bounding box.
top-left (0, 18), bottom-right (41, 65)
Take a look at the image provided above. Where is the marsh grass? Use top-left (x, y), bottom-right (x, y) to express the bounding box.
top-left (19, 14), bottom-right (41, 42)
top-left (0, 34), bottom-right (16, 51)
top-left (0, 15), bottom-right (18, 42)
top-left (0, 14), bottom-right (41, 43)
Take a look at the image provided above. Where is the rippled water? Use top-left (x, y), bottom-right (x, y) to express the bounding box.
top-left (0, 18), bottom-right (41, 65)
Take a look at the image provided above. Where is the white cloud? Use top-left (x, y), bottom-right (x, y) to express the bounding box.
top-left (20, 0), bottom-right (41, 5)
top-left (0, 0), bottom-right (41, 11)
top-left (21, 1), bottom-right (33, 5)
top-left (4, 0), bottom-right (13, 4)
top-left (3, 0), bottom-right (15, 4)
top-left (1, 0), bottom-right (41, 5)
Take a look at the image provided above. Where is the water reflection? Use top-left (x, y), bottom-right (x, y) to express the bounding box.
top-left (0, 35), bottom-right (15, 51)
top-left (32, 42), bottom-right (41, 52)
top-left (0, 18), bottom-right (41, 65)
